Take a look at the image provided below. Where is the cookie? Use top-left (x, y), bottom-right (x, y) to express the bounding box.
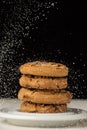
top-left (18, 88), bottom-right (72, 104)
top-left (19, 61), bottom-right (68, 77)
top-left (20, 101), bottom-right (67, 113)
top-left (19, 75), bottom-right (68, 90)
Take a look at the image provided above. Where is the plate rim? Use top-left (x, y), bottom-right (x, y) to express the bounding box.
top-left (0, 107), bottom-right (87, 121)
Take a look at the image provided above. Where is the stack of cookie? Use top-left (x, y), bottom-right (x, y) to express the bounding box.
top-left (18, 61), bottom-right (72, 113)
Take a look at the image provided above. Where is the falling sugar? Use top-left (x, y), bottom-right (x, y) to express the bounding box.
top-left (0, 0), bottom-right (87, 99)
top-left (0, 0), bottom-right (60, 98)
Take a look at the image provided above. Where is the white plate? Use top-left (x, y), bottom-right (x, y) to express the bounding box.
top-left (0, 108), bottom-right (87, 127)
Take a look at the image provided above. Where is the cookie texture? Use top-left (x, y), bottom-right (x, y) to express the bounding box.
top-left (19, 61), bottom-right (68, 77)
top-left (19, 75), bottom-right (68, 90)
top-left (18, 61), bottom-right (71, 113)
top-left (18, 88), bottom-right (72, 104)
top-left (20, 102), bottom-right (67, 113)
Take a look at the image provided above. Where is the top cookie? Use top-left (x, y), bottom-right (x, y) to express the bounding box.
top-left (19, 61), bottom-right (68, 77)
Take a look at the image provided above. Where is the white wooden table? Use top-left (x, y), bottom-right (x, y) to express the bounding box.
top-left (0, 99), bottom-right (87, 130)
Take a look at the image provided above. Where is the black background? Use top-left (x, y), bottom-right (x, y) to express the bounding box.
top-left (0, 0), bottom-right (87, 98)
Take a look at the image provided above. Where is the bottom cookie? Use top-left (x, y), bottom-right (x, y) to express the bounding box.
top-left (20, 102), bottom-right (67, 113)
